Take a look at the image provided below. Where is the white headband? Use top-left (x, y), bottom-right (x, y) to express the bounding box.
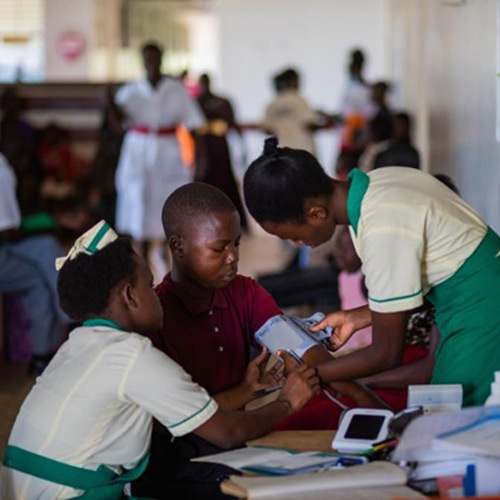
top-left (55, 220), bottom-right (118, 271)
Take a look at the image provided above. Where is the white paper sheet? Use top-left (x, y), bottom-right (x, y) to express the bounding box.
top-left (191, 446), bottom-right (295, 470)
top-left (434, 417), bottom-right (500, 457)
top-left (392, 405), bottom-right (500, 462)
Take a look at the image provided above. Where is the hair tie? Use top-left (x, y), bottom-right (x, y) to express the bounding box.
top-left (263, 137), bottom-right (280, 157)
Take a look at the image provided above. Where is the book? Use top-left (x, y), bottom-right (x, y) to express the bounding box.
top-left (219, 461), bottom-right (425, 499)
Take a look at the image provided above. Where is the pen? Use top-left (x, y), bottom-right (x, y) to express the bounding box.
top-left (252, 385), bottom-right (282, 397)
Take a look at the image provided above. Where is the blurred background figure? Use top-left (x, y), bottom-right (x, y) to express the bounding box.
top-left (263, 68), bottom-right (328, 157)
top-left (110, 41), bottom-right (205, 276)
top-left (195, 73), bottom-right (248, 230)
top-left (0, 152), bottom-right (69, 375)
top-left (0, 87), bottom-right (41, 216)
top-left (339, 48), bottom-right (374, 154)
top-left (262, 67), bottom-right (330, 269)
top-left (38, 123), bottom-right (88, 211)
top-left (372, 112), bottom-right (420, 170)
top-left (87, 86), bottom-right (124, 226)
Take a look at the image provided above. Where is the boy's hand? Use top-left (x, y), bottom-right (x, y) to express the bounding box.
top-left (244, 348), bottom-right (284, 393)
top-left (278, 364), bottom-right (320, 413)
top-left (309, 306), bottom-right (371, 350)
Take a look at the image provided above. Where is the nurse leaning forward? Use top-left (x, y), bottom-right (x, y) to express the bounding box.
top-left (243, 137), bottom-right (500, 406)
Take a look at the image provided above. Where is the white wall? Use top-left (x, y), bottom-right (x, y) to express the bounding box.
top-left (427, 0), bottom-right (500, 232)
top-left (217, 0), bottom-right (388, 171)
top-left (388, 0), bottom-right (500, 231)
top-left (44, 0), bottom-right (95, 81)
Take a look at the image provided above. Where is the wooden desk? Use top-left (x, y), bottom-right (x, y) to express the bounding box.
top-left (247, 430), bottom-right (335, 454)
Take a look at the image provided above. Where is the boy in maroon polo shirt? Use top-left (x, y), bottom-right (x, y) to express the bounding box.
top-left (135, 183), bottom-right (385, 497)
top-left (151, 182), bottom-right (385, 411)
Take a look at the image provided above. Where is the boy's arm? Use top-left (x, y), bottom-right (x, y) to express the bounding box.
top-left (195, 363), bottom-right (319, 449)
top-left (213, 348), bottom-right (283, 411)
top-left (301, 345), bottom-right (389, 409)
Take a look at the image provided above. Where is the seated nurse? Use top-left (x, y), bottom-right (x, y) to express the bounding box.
top-left (1, 220), bottom-right (319, 499)
top-left (243, 137), bottom-right (500, 407)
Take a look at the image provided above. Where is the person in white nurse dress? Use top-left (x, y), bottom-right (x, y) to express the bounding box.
top-left (113, 42), bottom-right (205, 263)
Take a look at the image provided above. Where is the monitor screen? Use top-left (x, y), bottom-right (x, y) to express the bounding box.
top-left (344, 415), bottom-right (385, 440)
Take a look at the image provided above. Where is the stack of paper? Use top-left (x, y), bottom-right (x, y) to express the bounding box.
top-left (392, 405), bottom-right (500, 496)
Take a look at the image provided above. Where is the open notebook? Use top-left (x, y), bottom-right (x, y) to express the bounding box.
top-left (220, 461), bottom-right (426, 499)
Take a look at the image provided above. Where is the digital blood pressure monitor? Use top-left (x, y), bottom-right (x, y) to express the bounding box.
top-left (332, 408), bottom-right (394, 453)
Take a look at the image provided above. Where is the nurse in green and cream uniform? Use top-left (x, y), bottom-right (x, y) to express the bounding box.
top-left (2, 220), bottom-right (318, 499)
top-left (243, 138), bottom-right (500, 407)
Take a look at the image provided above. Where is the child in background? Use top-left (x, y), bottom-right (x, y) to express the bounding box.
top-left (331, 227), bottom-right (372, 352)
top-left (1, 220), bottom-right (319, 500)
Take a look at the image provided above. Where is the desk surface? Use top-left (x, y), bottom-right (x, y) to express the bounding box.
top-left (247, 430), bottom-right (336, 454)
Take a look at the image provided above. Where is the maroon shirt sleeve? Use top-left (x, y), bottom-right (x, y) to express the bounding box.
top-left (239, 276), bottom-right (281, 347)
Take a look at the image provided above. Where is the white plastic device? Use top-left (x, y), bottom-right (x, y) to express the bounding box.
top-left (485, 371), bottom-right (500, 406)
top-left (407, 384), bottom-right (463, 414)
top-left (332, 408), bottom-right (394, 453)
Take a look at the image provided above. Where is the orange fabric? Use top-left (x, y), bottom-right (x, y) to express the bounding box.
top-left (176, 126), bottom-right (195, 167)
top-left (341, 114), bottom-right (367, 151)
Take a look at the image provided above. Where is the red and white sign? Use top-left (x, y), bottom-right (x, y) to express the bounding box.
top-left (56, 31), bottom-right (85, 61)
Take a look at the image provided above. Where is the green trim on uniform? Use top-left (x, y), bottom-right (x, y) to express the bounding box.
top-left (369, 289), bottom-right (423, 304)
top-left (169, 398), bottom-right (214, 429)
top-left (20, 212), bottom-right (56, 233)
top-left (346, 168), bottom-right (370, 234)
top-left (426, 227), bottom-right (500, 406)
top-left (3, 445), bottom-right (149, 499)
top-left (82, 318), bottom-right (124, 331)
top-left (86, 222), bottom-right (112, 254)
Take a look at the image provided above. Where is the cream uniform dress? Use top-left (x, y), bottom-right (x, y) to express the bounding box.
top-left (347, 167), bottom-right (500, 406)
top-left (263, 89), bottom-right (320, 155)
top-left (1, 324), bottom-right (218, 499)
top-left (115, 77), bottom-right (205, 241)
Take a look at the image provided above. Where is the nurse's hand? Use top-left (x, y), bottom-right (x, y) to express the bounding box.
top-left (309, 306), bottom-right (372, 350)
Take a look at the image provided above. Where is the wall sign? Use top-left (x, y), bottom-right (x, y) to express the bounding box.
top-left (56, 31), bottom-right (85, 61)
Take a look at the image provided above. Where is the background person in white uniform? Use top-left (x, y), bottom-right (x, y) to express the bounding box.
top-left (2, 221), bottom-right (319, 500)
top-left (112, 42), bottom-right (205, 267)
top-left (263, 68), bottom-right (324, 156)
